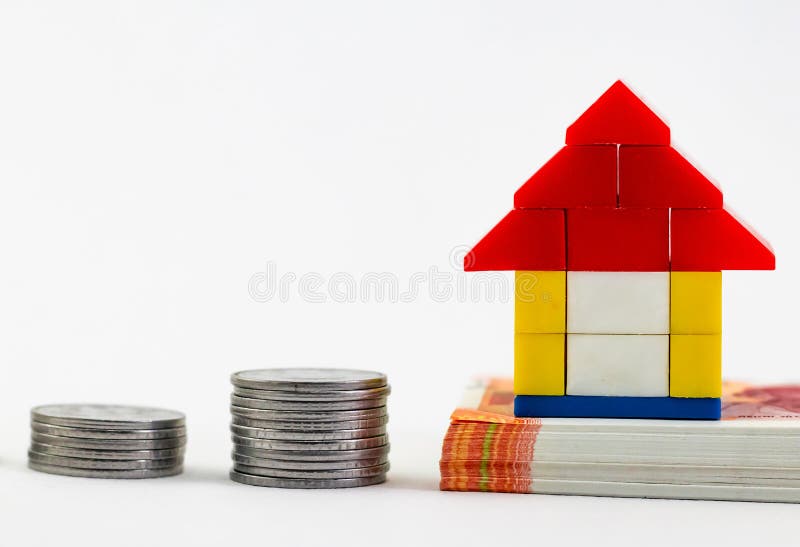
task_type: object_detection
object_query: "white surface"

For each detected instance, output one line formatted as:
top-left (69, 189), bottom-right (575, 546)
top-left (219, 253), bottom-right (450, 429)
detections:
top-left (567, 335), bottom-right (670, 396)
top-left (2, 1), bottom-right (800, 546)
top-left (567, 272), bottom-right (670, 334)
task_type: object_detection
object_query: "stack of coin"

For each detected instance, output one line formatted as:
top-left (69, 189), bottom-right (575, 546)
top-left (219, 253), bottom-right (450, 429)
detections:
top-left (29, 404), bottom-right (186, 479)
top-left (229, 368), bottom-right (390, 488)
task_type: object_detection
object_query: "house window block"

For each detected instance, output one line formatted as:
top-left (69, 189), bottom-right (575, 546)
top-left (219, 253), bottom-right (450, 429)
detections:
top-left (514, 334), bottom-right (565, 395)
top-left (567, 272), bottom-right (670, 334)
top-left (515, 271), bottom-right (566, 333)
top-left (670, 272), bottom-right (722, 334)
top-left (566, 334), bottom-right (669, 397)
top-left (670, 335), bottom-right (722, 398)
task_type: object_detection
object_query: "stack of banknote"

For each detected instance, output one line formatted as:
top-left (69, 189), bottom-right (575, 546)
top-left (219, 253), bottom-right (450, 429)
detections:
top-left (440, 378), bottom-right (800, 503)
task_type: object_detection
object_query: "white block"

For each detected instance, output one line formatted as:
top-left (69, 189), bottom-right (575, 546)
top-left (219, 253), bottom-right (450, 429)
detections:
top-left (567, 271), bottom-right (670, 334)
top-left (566, 334), bottom-right (669, 397)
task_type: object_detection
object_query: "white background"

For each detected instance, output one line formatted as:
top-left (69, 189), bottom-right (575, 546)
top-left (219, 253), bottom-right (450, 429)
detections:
top-left (1, 1), bottom-right (799, 545)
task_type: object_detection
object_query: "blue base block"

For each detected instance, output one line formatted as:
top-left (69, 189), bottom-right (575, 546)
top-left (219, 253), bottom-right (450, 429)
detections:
top-left (514, 395), bottom-right (721, 420)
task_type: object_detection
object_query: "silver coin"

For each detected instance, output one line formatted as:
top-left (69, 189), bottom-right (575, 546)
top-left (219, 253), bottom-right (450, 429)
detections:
top-left (231, 368), bottom-right (387, 392)
top-left (32, 432), bottom-right (186, 451)
top-left (232, 434), bottom-right (387, 451)
top-left (234, 444), bottom-right (390, 462)
top-left (231, 415), bottom-right (389, 431)
top-left (30, 442), bottom-right (186, 461)
top-left (230, 405), bottom-right (387, 422)
top-left (29, 461), bottom-right (183, 479)
top-left (230, 424), bottom-right (386, 441)
top-left (233, 385), bottom-right (391, 402)
top-left (234, 462), bottom-right (389, 480)
top-left (32, 404), bottom-right (185, 430)
top-left (31, 422), bottom-right (185, 440)
top-left (230, 469), bottom-right (386, 489)
top-left (28, 451), bottom-right (182, 471)
top-left (230, 394), bottom-right (386, 412)
top-left (232, 452), bottom-right (388, 470)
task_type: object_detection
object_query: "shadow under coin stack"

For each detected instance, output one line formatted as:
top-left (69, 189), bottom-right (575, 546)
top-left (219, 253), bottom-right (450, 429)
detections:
top-left (229, 368), bottom-right (390, 488)
top-left (29, 404), bottom-right (187, 478)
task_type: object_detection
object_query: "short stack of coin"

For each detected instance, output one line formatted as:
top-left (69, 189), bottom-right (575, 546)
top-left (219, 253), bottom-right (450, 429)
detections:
top-left (229, 368), bottom-right (390, 488)
top-left (29, 404), bottom-right (186, 479)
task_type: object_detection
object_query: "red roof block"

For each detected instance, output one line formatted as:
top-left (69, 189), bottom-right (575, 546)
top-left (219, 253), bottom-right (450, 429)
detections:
top-left (514, 145), bottom-right (617, 208)
top-left (671, 208), bottom-right (775, 271)
top-left (566, 81), bottom-right (670, 145)
top-left (567, 208), bottom-right (670, 271)
top-left (619, 146), bottom-right (722, 208)
top-left (464, 209), bottom-right (565, 272)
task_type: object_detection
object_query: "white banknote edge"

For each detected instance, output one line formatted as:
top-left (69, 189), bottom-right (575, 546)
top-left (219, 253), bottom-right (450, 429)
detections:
top-left (529, 478), bottom-right (800, 503)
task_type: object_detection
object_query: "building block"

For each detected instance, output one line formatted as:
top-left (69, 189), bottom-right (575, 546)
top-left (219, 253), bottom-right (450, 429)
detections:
top-left (566, 334), bottom-right (669, 397)
top-left (618, 146), bottom-right (722, 208)
top-left (514, 146), bottom-right (617, 208)
top-left (515, 271), bottom-right (566, 333)
top-left (671, 208), bottom-right (775, 271)
top-left (514, 333), bottom-right (565, 396)
top-left (565, 81), bottom-right (670, 145)
top-left (670, 272), bottom-right (722, 334)
top-left (514, 395), bottom-right (721, 419)
top-left (567, 271), bottom-right (669, 334)
top-left (670, 335), bottom-right (722, 398)
top-left (464, 209), bottom-right (565, 272)
top-left (566, 208), bottom-right (669, 271)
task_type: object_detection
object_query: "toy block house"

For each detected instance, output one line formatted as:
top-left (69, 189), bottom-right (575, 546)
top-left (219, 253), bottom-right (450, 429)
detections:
top-left (465, 81), bottom-right (775, 420)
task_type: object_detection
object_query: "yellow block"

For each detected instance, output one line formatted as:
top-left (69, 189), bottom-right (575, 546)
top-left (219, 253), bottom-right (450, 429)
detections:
top-left (514, 333), bottom-right (565, 395)
top-left (670, 335), bottom-right (722, 398)
top-left (515, 271), bottom-right (566, 333)
top-left (670, 272), bottom-right (722, 334)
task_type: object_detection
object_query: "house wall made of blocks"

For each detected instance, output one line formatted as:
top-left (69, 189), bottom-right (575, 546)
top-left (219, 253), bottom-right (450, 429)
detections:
top-left (465, 81), bottom-right (775, 420)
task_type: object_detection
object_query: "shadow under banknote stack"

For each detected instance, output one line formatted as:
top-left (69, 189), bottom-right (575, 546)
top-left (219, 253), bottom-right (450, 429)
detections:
top-left (229, 368), bottom-right (390, 488)
top-left (29, 404), bottom-right (186, 479)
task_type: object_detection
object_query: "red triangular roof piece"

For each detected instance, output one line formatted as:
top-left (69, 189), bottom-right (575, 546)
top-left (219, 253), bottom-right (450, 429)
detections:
top-left (618, 146), bottom-right (722, 208)
top-left (566, 80), bottom-right (670, 145)
top-left (671, 208), bottom-right (775, 270)
top-left (514, 145), bottom-right (617, 208)
top-left (464, 209), bottom-right (565, 271)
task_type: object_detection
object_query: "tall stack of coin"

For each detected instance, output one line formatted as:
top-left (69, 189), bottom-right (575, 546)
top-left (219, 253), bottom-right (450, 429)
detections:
top-left (229, 368), bottom-right (390, 488)
top-left (29, 404), bottom-right (186, 479)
